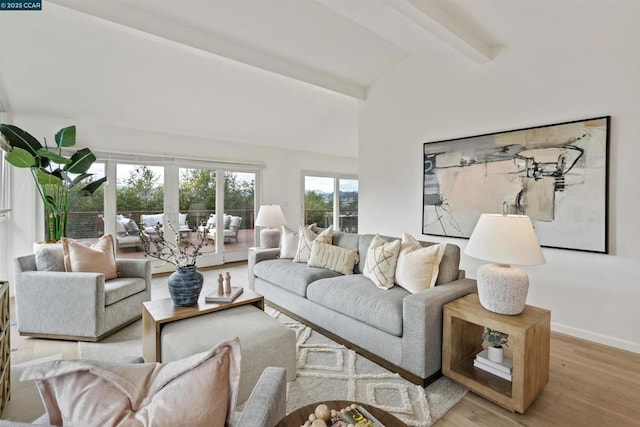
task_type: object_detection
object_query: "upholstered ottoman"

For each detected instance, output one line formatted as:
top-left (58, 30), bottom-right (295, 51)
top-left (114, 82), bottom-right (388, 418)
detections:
top-left (160, 304), bottom-right (296, 404)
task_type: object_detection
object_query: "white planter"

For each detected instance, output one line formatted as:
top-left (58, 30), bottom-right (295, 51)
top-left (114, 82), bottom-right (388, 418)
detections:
top-left (488, 346), bottom-right (504, 363)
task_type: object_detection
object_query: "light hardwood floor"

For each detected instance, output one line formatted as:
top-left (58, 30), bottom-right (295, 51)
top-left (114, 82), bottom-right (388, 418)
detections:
top-left (3, 265), bottom-right (640, 425)
top-left (437, 332), bottom-right (640, 426)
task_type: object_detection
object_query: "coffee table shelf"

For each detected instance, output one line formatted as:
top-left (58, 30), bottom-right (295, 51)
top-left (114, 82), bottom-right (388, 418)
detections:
top-left (442, 293), bottom-right (550, 413)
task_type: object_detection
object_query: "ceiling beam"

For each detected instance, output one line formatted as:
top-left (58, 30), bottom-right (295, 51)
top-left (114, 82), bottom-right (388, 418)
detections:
top-left (49, 0), bottom-right (367, 100)
top-left (320, 0), bottom-right (493, 64)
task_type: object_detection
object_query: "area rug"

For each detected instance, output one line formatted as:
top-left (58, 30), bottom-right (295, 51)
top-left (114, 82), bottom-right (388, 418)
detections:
top-left (80, 307), bottom-right (466, 426)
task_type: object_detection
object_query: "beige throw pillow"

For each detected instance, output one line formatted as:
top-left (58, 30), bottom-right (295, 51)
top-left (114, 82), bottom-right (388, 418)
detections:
top-left (308, 241), bottom-right (359, 275)
top-left (21, 337), bottom-right (241, 427)
top-left (395, 233), bottom-right (447, 293)
top-left (293, 225), bottom-right (333, 263)
top-left (363, 234), bottom-right (401, 290)
top-left (62, 234), bottom-right (118, 280)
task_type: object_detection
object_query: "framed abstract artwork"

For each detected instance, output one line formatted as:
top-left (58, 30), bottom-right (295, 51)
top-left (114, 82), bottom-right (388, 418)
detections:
top-left (422, 116), bottom-right (610, 253)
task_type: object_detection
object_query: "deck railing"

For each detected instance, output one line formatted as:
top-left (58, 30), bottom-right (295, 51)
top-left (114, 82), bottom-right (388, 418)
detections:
top-left (67, 209), bottom-right (257, 239)
top-left (67, 208), bottom-right (357, 239)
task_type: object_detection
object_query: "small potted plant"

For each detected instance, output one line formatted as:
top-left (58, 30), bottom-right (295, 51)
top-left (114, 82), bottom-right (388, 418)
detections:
top-left (482, 328), bottom-right (509, 363)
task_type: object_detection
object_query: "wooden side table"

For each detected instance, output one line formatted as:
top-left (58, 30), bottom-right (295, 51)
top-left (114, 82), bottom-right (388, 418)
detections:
top-left (142, 288), bottom-right (264, 362)
top-left (442, 293), bottom-right (550, 413)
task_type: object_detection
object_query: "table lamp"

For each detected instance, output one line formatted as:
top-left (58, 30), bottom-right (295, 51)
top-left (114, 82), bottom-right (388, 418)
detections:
top-left (464, 213), bottom-right (545, 315)
top-left (255, 204), bottom-right (286, 248)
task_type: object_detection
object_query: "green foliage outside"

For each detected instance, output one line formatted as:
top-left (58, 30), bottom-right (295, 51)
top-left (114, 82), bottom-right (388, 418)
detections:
top-left (70, 166), bottom-right (256, 232)
top-left (304, 191), bottom-right (331, 226)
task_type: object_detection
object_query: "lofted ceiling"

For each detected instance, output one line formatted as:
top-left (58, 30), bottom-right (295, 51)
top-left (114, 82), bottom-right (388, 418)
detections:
top-left (1, 0), bottom-right (639, 157)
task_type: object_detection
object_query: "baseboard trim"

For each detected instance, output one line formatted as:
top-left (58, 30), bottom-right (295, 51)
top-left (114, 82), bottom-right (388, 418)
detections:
top-left (552, 321), bottom-right (640, 354)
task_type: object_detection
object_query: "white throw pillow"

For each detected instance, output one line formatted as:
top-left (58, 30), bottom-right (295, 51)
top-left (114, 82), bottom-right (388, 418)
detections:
top-left (293, 225), bottom-right (333, 263)
top-left (280, 225), bottom-right (299, 259)
top-left (363, 234), bottom-right (401, 290)
top-left (395, 233), bottom-right (447, 293)
top-left (307, 241), bottom-right (359, 275)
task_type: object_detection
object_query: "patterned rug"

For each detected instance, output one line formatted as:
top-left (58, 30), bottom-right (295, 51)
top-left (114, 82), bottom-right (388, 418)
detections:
top-left (266, 306), bottom-right (466, 426)
top-left (80, 306), bottom-right (467, 426)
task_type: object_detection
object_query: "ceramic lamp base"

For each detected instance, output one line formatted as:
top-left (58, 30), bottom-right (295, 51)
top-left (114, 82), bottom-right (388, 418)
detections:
top-left (477, 263), bottom-right (529, 315)
top-left (260, 227), bottom-right (281, 248)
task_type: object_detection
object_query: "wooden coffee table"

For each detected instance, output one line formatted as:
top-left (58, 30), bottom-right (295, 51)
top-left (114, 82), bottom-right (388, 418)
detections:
top-left (142, 288), bottom-right (264, 362)
top-left (276, 400), bottom-right (404, 427)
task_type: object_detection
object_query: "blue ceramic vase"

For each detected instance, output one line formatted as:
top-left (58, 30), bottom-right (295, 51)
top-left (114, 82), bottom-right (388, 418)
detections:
top-left (168, 265), bottom-right (203, 306)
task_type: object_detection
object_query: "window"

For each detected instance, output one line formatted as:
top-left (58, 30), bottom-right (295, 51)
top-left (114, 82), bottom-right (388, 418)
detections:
top-left (67, 162), bottom-right (105, 240)
top-left (303, 173), bottom-right (358, 233)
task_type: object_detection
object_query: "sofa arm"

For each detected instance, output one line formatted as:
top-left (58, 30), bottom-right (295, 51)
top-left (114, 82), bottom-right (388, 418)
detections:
top-left (117, 259), bottom-right (151, 282)
top-left (248, 248), bottom-right (280, 290)
top-left (15, 271), bottom-right (106, 337)
top-left (236, 367), bottom-right (286, 427)
top-left (402, 278), bottom-right (478, 379)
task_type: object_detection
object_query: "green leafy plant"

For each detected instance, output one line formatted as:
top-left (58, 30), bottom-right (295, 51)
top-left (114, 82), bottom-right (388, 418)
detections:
top-left (482, 328), bottom-right (509, 348)
top-left (0, 124), bottom-right (106, 243)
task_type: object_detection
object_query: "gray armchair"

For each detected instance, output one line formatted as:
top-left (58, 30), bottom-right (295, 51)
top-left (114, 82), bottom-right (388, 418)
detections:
top-left (0, 367), bottom-right (286, 427)
top-left (13, 254), bottom-right (151, 342)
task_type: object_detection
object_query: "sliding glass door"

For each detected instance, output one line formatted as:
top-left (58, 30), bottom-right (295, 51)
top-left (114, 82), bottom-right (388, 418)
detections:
top-left (65, 157), bottom-right (259, 273)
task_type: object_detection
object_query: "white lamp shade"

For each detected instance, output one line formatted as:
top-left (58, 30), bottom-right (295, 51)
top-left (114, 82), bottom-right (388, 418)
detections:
top-left (255, 205), bottom-right (286, 228)
top-left (464, 214), bottom-right (545, 266)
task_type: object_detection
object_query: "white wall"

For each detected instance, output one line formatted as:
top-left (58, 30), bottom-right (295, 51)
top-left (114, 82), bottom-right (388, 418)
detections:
top-left (5, 115), bottom-right (357, 280)
top-left (359, 40), bottom-right (640, 352)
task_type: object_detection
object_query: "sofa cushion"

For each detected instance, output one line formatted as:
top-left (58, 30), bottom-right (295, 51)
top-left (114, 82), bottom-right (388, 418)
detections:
top-left (141, 213), bottom-right (164, 230)
top-left (35, 245), bottom-right (65, 272)
top-left (363, 234), bottom-right (401, 290)
top-left (253, 259), bottom-right (341, 297)
top-left (122, 218), bottom-right (140, 234)
top-left (395, 233), bottom-right (446, 293)
top-left (306, 275), bottom-right (409, 336)
top-left (307, 241), bottom-right (359, 275)
top-left (104, 277), bottom-right (147, 306)
top-left (433, 242), bottom-right (461, 285)
top-left (21, 337), bottom-right (241, 427)
top-left (62, 234), bottom-right (118, 280)
top-left (293, 225), bottom-right (333, 263)
top-left (331, 231), bottom-right (360, 251)
top-left (280, 225), bottom-right (299, 259)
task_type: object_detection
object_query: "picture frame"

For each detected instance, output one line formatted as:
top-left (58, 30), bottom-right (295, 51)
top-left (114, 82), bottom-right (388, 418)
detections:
top-left (423, 116), bottom-right (610, 253)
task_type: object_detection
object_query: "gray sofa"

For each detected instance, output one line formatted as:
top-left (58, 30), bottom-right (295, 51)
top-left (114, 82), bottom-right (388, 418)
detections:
top-left (249, 231), bottom-right (477, 385)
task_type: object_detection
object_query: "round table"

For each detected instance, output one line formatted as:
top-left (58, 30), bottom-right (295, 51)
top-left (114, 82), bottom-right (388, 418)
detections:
top-left (275, 400), bottom-right (405, 426)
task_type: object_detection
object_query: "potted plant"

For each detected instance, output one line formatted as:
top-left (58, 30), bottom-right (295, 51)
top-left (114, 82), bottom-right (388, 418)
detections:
top-left (482, 327), bottom-right (509, 363)
top-left (140, 222), bottom-right (207, 306)
top-left (0, 124), bottom-right (106, 243)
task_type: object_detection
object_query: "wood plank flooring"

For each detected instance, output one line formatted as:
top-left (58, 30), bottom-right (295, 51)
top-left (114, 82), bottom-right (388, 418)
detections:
top-left (436, 332), bottom-right (640, 426)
